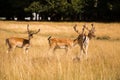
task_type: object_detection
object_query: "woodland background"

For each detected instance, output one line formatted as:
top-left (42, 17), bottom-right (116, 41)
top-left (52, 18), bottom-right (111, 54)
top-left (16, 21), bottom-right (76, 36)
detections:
top-left (0, 0), bottom-right (120, 21)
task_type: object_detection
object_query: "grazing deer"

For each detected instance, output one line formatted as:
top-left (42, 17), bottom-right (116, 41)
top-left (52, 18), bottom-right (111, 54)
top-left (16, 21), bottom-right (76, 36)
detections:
top-left (48, 36), bottom-right (78, 53)
top-left (73, 24), bottom-right (95, 59)
top-left (6, 25), bottom-right (40, 53)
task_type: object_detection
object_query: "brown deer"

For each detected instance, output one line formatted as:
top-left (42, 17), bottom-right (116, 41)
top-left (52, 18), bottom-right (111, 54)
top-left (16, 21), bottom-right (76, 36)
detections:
top-left (47, 24), bottom-right (89, 54)
top-left (6, 24), bottom-right (40, 53)
top-left (47, 36), bottom-right (78, 53)
top-left (73, 24), bottom-right (95, 59)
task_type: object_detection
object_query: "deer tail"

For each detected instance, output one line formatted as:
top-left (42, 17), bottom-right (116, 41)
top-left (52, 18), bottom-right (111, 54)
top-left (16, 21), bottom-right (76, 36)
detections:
top-left (48, 36), bottom-right (52, 41)
top-left (6, 39), bottom-right (9, 46)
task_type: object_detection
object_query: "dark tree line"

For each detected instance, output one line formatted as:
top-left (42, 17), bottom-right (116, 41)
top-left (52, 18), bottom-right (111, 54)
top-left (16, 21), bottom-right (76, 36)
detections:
top-left (0, 0), bottom-right (120, 21)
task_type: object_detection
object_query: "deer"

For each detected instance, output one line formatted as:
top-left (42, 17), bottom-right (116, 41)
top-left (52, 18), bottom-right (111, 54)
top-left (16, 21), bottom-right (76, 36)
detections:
top-left (47, 24), bottom-right (91, 54)
top-left (47, 35), bottom-right (78, 54)
top-left (73, 24), bottom-right (95, 59)
top-left (6, 24), bottom-right (40, 54)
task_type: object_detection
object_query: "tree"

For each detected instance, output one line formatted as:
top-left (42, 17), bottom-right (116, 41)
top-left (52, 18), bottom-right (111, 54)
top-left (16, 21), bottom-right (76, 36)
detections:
top-left (25, 1), bottom-right (40, 20)
top-left (71, 0), bottom-right (84, 20)
top-left (110, 0), bottom-right (120, 21)
top-left (0, 0), bottom-right (30, 20)
top-left (0, 0), bottom-right (120, 21)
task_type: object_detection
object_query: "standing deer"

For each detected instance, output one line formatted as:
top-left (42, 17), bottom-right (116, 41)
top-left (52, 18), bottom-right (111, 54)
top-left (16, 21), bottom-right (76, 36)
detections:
top-left (48, 36), bottom-right (78, 53)
top-left (73, 24), bottom-right (95, 59)
top-left (47, 24), bottom-right (92, 54)
top-left (6, 24), bottom-right (40, 53)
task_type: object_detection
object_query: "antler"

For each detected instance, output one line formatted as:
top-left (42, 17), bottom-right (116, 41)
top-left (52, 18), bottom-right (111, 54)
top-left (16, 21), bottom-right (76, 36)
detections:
top-left (27, 24), bottom-right (40, 34)
top-left (91, 23), bottom-right (93, 27)
top-left (33, 29), bottom-right (40, 34)
top-left (91, 24), bottom-right (95, 31)
top-left (81, 24), bottom-right (86, 34)
top-left (73, 24), bottom-right (80, 34)
top-left (83, 24), bottom-right (90, 31)
top-left (89, 23), bottom-right (95, 33)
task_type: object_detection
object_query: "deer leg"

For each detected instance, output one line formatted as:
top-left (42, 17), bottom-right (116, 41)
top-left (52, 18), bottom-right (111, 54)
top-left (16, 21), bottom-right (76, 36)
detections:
top-left (65, 48), bottom-right (68, 53)
top-left (80, 49), bottom-right (84, 57)
top-left (48, 43), bottom-right (55, 53)
top-left (85, 46), bottom-right (88, 59)
top-left (53, 47), bottom-right (57, 54)
top-left (79, 44), bottom-right (84, 59)
top-left (7, 47), bottom-right (12, 53)
top-left (82, 43), bottom-right (88, 58)
top-left (83, 48), bottom-right (86, 54)
top-left (25, 48), bottom-right (29, 53)
top-left (6, 44), bottom-right (12, 53)
top-left (11, 46), bottom-right (16, 53)
top-left (47, 47), bottom-right (52, 56)
top-left (47, 45), bottom-right (55, 56)
top-left (23, 47), bottom-right (29, 54)
top-left (48, 47), bottom-right (53, 52)
top-left (84, 49), bottom-right (88, 60)
top-left (48, 46), bottom-right (55, 54)
top-left (23, 47), bottom-right (26, 54)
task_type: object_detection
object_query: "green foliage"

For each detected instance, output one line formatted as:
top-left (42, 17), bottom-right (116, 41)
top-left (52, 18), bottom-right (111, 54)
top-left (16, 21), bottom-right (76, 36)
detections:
top-left (0, 0), bottom-right (120, 21)
top-left (25, 1), bottom-right (41, 13)
top-left (111, 0), bottom-right (120, 14)
top-left (72, 0), bottom-right (84, 13)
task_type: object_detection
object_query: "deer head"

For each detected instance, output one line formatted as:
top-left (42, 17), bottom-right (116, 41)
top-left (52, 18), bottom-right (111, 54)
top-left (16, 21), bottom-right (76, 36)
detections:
top-left (27, 24), bottom-right (40, 40)
top-left (86, 24), bottom-right (96, 39)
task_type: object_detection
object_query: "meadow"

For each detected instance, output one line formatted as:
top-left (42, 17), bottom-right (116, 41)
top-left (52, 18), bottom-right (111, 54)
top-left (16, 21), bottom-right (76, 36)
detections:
top-left (0, 21), bottom-right (120, 80)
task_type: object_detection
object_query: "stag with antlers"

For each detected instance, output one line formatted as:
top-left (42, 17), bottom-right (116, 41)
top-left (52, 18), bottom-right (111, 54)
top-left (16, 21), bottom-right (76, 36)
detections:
top-left (6, 25), bottom-right (40, 53)
top-left (73, 24), bottom-right (95, 59)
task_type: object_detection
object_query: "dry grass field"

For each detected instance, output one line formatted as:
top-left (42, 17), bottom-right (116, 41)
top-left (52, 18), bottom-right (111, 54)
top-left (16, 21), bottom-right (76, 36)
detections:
top-left (0, 21), bottom-right (120, 80)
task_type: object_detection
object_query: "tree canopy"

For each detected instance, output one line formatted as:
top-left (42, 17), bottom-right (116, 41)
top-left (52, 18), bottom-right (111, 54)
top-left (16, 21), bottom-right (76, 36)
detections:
top-left (0, 0), bottom-right (120, 21)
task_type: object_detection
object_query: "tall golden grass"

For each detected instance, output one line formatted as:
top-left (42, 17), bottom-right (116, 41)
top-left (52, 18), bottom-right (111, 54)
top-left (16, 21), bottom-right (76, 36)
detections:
top-left (0, 21), bottom-right (120, 80)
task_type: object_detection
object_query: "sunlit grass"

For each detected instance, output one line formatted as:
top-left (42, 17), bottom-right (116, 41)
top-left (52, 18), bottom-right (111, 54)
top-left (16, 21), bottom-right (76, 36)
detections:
top-left (0, 21), bottom-right (120, 80)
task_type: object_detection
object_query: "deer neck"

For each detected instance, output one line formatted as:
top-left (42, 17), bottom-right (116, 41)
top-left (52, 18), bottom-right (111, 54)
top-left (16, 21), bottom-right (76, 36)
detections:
top-left (28, 36), bottom-right (32, 43)
top-left (88, 33), bottom-right (92, 40)
top-left (73, 38), bottom-right (78, 47)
